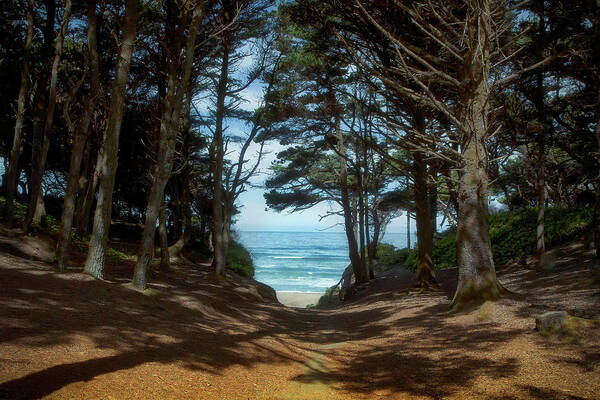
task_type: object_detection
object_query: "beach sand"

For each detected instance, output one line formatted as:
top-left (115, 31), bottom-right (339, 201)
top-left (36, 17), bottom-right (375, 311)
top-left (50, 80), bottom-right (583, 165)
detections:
top-left (276, 291), bottom-right (323, 308)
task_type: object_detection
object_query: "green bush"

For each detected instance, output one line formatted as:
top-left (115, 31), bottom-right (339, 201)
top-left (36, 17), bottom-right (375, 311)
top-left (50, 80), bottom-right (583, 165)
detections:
top-left (315, 285), bottom-right (340, 308)
top-left (0, 196), bottom-right (28, 221)
top-left (227, 240), bottom-right (255, 278)
top-left (374, 242), bottom-right (418, 272)
top-left (433, 206), bottom-right (593, 269)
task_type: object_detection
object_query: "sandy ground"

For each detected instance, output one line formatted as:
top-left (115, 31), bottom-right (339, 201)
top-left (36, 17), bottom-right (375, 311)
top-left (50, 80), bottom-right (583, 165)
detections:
top-left (276, 291), bottom-right (323, 308)
top-left (0, 231), bottom-right (599, 400)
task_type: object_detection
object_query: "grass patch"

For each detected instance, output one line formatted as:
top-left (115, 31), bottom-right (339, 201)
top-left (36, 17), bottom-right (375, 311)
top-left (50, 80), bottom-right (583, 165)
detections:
top-left (476, 301), bottom-right (495, 321)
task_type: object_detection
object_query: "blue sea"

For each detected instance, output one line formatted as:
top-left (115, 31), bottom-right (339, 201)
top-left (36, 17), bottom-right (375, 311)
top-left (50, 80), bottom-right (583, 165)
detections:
top-left (238, 231), bottom-right (414, 293)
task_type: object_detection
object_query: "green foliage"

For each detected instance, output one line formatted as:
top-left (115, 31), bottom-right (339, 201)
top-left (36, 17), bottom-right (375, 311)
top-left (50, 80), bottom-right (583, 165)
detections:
top-left (227, 240), bottom-right (255, 278)
top-left (105, 247), bottom-right (133, 264)
top-left (0, 196), bottom-right (28, 221)
top-left (374, 243), bottom-right (418, 272)
top-left (433, 207), bottom-right (593, 269)
top-left (314, 284), bottom-right (340, 308)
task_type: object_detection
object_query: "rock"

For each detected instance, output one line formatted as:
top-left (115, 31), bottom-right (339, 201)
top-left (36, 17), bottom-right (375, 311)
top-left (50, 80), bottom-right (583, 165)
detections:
top-left (339, 264), bottom-right (355, 301)
top-left (535, 311), bottom-right (568, 332)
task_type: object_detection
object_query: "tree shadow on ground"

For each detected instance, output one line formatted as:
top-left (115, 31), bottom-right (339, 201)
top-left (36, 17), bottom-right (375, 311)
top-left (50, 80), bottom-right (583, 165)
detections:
top-left (0, 250), bottom-right (392, 399)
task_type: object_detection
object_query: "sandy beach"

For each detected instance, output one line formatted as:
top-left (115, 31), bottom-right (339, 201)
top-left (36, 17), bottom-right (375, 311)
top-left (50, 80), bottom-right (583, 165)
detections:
top-left (276, 291), bottom-right (323, 308)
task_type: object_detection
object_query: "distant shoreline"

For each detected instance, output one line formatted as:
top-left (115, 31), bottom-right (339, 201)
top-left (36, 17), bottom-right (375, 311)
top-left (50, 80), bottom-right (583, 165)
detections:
top-left (276, 291), bottom-right (323, 308)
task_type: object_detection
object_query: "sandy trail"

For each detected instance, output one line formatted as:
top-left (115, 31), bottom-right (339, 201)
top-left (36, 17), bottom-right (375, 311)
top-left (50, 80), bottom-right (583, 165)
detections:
top-left (0, 238), bottom-right (599, 399)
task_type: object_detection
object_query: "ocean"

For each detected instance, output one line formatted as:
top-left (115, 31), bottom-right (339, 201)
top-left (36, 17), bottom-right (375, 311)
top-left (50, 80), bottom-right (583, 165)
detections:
top-left (238, 231), bottom-right (414, 293)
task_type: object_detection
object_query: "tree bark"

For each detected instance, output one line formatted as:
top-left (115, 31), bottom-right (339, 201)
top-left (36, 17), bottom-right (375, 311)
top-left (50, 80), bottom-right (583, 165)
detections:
top-left (158, 203), bottom-right (170, 270)
top-left (413, 150), bottom-right (436, 288)
top-left (211, 30), bottom-right (231, 278)
top-left (5, 0), bottom-right (34, 223)
top-left (84, 0), bottom-right (137, 279)
top-left (76, 152), bottom-right (101, 234)
top-left (337, 120), bottom-right (366, 284)
top-left (169, 182), bottom-right (192, 256)
top-left (25, 0), bottom-right (72, 231)
top-left (535, 5), bottom-right (547, 267)
top-left (429, 167), bottom-right (438, 237)
top-left (451, 6), bottom-right (503, 308)
top-left (56, 0), bottom-right (100, 271)
top-left (594, 87), bottom-right (600, 258)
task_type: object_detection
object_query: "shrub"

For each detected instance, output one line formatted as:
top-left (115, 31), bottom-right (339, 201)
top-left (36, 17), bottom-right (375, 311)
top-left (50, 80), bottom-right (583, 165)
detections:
top-left (374, 242), bottom-right (418, 272)
top-left (432, 206), bottom-right (593, 269)
top-left (0, 196), bottom-right (28, 221)
top-left (315, 285), bottom-right (341, 308)
top-left (227, 240), bottom-right (255, 278)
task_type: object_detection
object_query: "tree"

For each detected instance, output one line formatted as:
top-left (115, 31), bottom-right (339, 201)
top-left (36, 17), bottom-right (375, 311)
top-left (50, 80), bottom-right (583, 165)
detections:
top-left (84, 0), bottom-right (137, 279)
top-left (56, 0), bottom-right (101, 271)
top-left (25, 0), bottom-right (73, 231)
top-left (321, 0), bottom-right (552, 306)
top-left (133, 0), bottom-right (205, 290)
top-left (4, 0), bottom-right (34, 224)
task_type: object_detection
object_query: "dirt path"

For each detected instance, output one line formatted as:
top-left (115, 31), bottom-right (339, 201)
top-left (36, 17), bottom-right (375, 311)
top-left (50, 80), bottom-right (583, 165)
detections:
top-left (0, 237), bottom-right (599, 399)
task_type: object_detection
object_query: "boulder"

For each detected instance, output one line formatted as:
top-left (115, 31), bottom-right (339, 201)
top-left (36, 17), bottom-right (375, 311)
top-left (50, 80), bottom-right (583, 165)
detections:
top-left (535, 311), bottom-right (568, 332)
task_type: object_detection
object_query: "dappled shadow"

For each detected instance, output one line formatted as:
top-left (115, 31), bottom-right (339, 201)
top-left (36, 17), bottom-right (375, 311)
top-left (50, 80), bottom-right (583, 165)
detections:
top-left (1, 235), bottom-right (599, 399)
top-left (290, 293), bottom-right (524, 398)
top-left (0, 248), bottom-right (394, 399)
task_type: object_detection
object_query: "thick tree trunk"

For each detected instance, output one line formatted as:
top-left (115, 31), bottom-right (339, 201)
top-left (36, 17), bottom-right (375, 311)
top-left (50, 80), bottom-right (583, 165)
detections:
top-left (413, 151), bottom-right (436, 288)
top-left (25, 0), bottom-right (72, 231)
top-left (211, 31), bottom-right (231, 278)
top-left (56, 0), bottom-right (100, 271)
top-left (5, 0), bottom-right (34, 222)
top-left (452, 27), bottom-right (503, 308)
top-left (84, 0), bottom-right (137, 279)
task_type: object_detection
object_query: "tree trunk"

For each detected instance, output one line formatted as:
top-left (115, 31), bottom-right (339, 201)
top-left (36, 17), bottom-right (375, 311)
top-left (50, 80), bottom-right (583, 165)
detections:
top-left (133, 1), bottom-right (204, 289)
top-left (5, 0), bottom-right (34, 223)
top-left (25, 0), bottom-right (72, 231)
top-left (211, 30), bottom-right (231, 278)
top-left (158, 203), bottom-right (170, 270)
top-left (84, 0), bottom-right (137, 279)
top-left (77, 153), bottom-right (101, 234)
top-left (535, 142), bottom-right (546, 266)
top-left (413, 150), bottom-right (437, 288)
top-left (535, 6), bottom-right (547, 267)
top-left (355, 146), bottom-right (368, 279)
top-left (594, 87), bottom-right (600, 258)
top-left (337, 120), bottom-right (365, 284)
top-left (56, 0), bottom-right (100, 271)
top-left (429, 168), bottom-right (438, 237)
top-left (452, 13), bottom-right (503, 307)
top-left (168, 183), bottom-right (192, 256)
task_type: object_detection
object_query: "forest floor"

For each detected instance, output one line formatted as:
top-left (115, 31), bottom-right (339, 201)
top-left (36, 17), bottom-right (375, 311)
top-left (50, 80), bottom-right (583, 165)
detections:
top-left (0, 227), bottom-right (599, 400)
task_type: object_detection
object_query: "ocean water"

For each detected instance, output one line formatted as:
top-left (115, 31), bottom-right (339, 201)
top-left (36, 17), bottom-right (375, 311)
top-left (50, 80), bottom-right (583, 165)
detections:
top-left (238, 231), bottom-right (414, 293)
